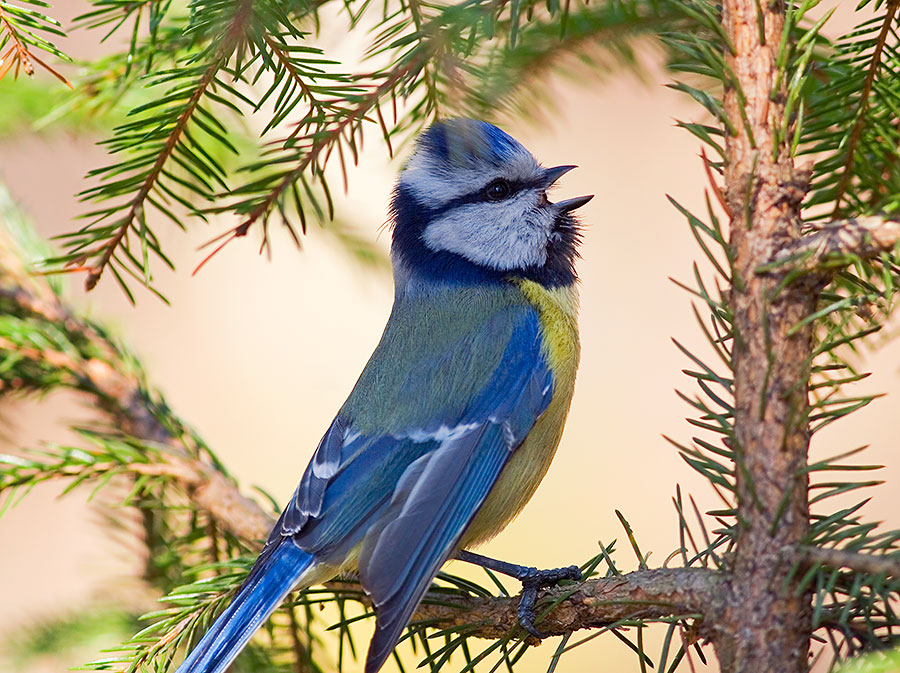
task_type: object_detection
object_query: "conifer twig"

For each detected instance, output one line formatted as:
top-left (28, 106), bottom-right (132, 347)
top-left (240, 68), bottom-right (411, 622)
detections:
top-left (1, 225), bottom-right (274, 542)
top-left (0, 1), bottom-right (71, 86)
top-left (77, 0), bottom-right (255, 291)
top-left (761, 215), bottom-right (900, 274)
top-left (797, 546), bottom-right (900, 580)
top-left (830, 0), bottom-right (900, 217)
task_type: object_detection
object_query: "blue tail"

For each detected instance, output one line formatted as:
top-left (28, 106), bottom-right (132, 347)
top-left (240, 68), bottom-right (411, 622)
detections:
top-left (175, 542), bottom-right (314, 673)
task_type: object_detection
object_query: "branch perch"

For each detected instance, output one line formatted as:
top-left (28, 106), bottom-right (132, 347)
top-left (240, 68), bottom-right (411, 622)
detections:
top-left (409, 568), bottom-right (724, 641)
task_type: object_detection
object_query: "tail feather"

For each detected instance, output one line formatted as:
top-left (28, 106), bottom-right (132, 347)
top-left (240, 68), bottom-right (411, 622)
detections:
top-left (176, 542), bottom-right (313, 673)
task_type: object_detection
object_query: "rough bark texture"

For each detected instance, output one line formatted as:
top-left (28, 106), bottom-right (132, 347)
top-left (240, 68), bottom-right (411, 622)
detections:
top-left (404, 568), bottom-right (723, 641)
top-left (717, 1), bottom-right (816, 671)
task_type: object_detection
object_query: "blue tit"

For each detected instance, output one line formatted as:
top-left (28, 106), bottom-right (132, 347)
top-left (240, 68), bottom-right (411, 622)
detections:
top-left (175, 118), bottom-right (592, 673)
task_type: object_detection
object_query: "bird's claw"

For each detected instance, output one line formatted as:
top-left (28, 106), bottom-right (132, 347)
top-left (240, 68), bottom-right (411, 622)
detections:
top-left (513, 565), bottom-right (582, 638)
top-left (455, 551), bottom-right (582, 638)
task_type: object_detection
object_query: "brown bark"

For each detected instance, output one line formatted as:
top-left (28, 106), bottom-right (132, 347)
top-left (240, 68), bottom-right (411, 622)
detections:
top-left (717, 1), bottom-right (816, 671)
top-left (408, 569), bottom-right (723, 641)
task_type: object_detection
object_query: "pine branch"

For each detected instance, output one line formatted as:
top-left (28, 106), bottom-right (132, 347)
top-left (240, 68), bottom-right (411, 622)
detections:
top-left (800, 4), bottom-right (900, 218)
top-left (830, 1), bottom-right (900, 218)
top-left (0, 211), bottom-right (273, 543)
top-left (67, 0), bottom-right (256, 293)
top-left (0, 0), bottom-right (71, 86)
top-left (216, 58), bottom-right (420, 251)
top-left (80, 52), bottom-right (227, 292)
top-left (407, 568), bottom-right (723, 641)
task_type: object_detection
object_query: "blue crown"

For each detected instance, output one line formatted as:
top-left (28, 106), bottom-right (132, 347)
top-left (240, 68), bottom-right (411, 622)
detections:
top-left (417, 119), bottom-right (522, 168)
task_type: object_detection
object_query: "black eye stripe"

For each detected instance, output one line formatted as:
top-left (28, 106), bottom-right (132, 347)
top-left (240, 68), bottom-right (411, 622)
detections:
top-left (424, 177), bottom-right (539, 219)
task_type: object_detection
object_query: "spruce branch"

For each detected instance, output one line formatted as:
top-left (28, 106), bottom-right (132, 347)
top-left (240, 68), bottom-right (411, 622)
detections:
top-left (205, 57), bottom-right (422, 264)
top-left (0, 0), bottom-right (71, 85)
top-left (79, 48), bottom-right (229, 293)
top-left (800, 2), bottom-right (900, 218)
top-left (62, 0), bottom-right (257, 293)
top-left (406, 568), bottom-right (723, 641)
top-left (0, 211), bottom-right (273, 544)
top-left (48, 0), bottom-right (700, 293)
top-left (829, 0), bottom-right (900, 218)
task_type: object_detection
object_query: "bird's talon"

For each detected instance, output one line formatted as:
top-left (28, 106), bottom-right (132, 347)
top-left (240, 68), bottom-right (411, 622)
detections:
top-left (517, 586), bottom-right (545, 638)
top-left (514, 565), bottom-right (582, 638)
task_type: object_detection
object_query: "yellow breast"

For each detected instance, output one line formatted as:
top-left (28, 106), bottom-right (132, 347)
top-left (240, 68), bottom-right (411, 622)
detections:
top-left (461, 280), bottom-right (580, 547)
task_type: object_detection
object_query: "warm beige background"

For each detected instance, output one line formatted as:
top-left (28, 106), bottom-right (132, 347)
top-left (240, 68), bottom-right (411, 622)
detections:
top-left (0, 3), bottom-right (897, 672)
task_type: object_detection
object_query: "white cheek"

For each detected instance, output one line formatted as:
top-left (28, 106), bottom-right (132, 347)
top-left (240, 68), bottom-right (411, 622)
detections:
top-left (422, 196), bottom-right (554, 270)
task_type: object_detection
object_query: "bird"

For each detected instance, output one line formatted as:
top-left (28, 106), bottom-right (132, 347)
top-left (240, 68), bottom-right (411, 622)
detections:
top-left (175, 117), bottom-right (592, 673)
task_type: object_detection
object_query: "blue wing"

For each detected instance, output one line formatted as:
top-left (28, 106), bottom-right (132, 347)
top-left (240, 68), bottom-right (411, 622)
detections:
top-left (264, 302), bottom-right (553, 672)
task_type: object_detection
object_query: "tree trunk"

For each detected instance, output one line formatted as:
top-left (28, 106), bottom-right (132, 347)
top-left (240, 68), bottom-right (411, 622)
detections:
top-left (715, 1), bottom-right (815, 671)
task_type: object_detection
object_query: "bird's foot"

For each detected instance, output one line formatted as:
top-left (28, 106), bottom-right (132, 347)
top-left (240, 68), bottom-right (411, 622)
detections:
top-left (456, 550), bottom-right (582, 638)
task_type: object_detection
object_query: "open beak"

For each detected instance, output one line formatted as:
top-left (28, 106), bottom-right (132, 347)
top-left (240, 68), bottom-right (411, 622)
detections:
top-left (542, 165), bottom-right (578, 187)
top-left (541, 165), bottom-right (593, 212)
top-left (554, 195), bottom-right (594, 212)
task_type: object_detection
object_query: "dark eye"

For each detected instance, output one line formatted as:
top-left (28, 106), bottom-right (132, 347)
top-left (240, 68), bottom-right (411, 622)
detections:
top-left (484, 179), bottom-right (512, 201)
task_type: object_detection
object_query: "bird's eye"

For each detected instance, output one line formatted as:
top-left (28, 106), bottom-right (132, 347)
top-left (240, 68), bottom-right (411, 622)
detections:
top-left (484, 179), bottom-right (512, 201)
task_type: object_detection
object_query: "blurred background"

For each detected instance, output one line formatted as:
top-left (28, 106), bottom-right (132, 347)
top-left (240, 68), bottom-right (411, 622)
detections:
top-left (0, 2), bottom-right (897, 671)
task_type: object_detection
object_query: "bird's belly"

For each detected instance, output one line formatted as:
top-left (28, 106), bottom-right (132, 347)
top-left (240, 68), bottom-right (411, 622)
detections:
top-left (460, 383), bottom-right (575, 546)
top-left (460, 280), bottom-right (580, 547)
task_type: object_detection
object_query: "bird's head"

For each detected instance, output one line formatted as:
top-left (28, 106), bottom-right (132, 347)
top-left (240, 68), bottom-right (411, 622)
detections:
top-left (390, 118), bottom-right (592, 288)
